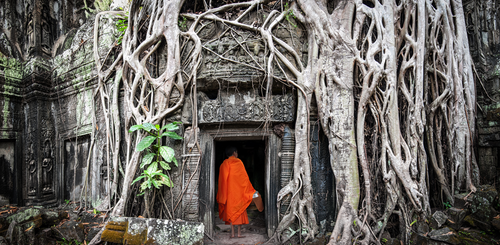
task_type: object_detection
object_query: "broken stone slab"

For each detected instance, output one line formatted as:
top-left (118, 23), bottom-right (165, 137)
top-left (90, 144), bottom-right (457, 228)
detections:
top-left (464, 214), bottom-right (492, 231)
top-left (6, 208), bottom-right (42, 228)
top-left (52, 220), bottom-right (85, 243)
top-left (491, 218), bottom-right (500, 232)
top-left (101, 217), bottom-right (204, 245)
top-left (383, 238), bottom-right (403, 245)
top-left (41, 210), bottom-right (60, 227)
top-left (457, 229), bottom-right (496, 245)
top-left (410, 232), bottom-right (429, 245)
top-left (428, 227), bottom-right (460, 245)
top-left (430, 211), bottom-right (448, 229)
top-left (446, 207), bottom-right (467, 230)
top-left (415, 220), bottom-right (429, 235)
top-left (453, 193), bottom-right (468, 209)
top-left (469, 185), bottom-right (498, 222)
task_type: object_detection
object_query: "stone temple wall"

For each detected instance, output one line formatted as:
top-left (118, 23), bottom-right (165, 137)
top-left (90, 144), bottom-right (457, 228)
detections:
top-left (464, 0), bottom-right (500, 188)
top-left (0, 1), bottom-right (337, 233)
top-left (1, 0), bottom-right (497, 233)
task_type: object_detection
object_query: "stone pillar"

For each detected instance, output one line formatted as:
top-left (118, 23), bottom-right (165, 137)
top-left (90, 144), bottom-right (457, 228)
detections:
top-left (23, 58), bottom-right (57, 207)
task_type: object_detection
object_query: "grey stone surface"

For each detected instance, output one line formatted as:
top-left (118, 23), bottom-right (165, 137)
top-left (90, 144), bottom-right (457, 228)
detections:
top-left (102, 217), bottom-right (204, 245)
top-left (431, 211), bottom-right (448, 229)
top-left (446, 207), bottom-right (468, 230)
top-left (428, 227), bottom-right (459, 244)
top-left (52, 220), bottom-right (85, 243)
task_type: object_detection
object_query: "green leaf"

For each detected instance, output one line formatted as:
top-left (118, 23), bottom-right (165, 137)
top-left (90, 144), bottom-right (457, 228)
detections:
top-left (143, 123), bottom-right (156, 132)
top-left (147, 161), bottom-right (158, 173)
top-left (159, 161), bottom-right (171, 170)
top-left (159, 146), bottom-right (175, 163)
top-left (161, 175), bottom-right (173, 187)
top-left (140, 153), bottom-right (156, 168)
top-left (129, 124), bottom-right (143, 132)
top-left (152, 179), bottom-right (160, 189)
top-left (161, 131), bottom-right (183, 140)
top-left (136, 136), bottom-right (156, 152)
top-left (173, 157), bottom-right (178, 167)
top-left (161, 122), bottom-right (181, 131)
top-left (155, 124), bottom-right (160, 130)
top-left (131, 175), bottom-right (146, 186)
top-left (141, 181), bottom-right (149, 191)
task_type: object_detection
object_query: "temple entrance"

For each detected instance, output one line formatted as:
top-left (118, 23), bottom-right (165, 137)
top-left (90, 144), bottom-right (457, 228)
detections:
top-left (213, 140), bottom-right (267, 240)
top-left (195, 127), bottom-right (280, 241)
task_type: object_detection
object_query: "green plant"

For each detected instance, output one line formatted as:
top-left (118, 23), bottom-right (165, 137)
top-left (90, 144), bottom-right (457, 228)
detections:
top-left (94, 0), bottom-right (112, 11)
top-left (65, 199), bottom-right (70, 204)
top-left (93, 208), bottom-right (101, 214)
top-left (381, 238), bottom-right (388, 243)
top-left (410, 219), bottom-right (417, 226)
top-left (178, 16), bottom-right (187, 31)
top-left (130, 122), bottom-right (182, 196)
top-left (82, 0), bottom-right (111, 17)
top-left (116, 12), bottom-right (129, 45)
top-left (57, 238), bottom-right (82, 245)
top-left (284, 3), bottom-right (297, 28)
top-left (443, 201), bottom-right (452, 209)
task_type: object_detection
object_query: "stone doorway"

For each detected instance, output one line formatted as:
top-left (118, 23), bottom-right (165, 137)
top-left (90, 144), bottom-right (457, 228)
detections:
top-left (213, 140), bottom-right (267, 239)
top-left (196, 127), bottom-right (280, 239)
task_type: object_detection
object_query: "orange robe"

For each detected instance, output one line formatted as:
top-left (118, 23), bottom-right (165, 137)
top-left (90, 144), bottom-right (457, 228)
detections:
top-left (216, 156), bottom-right (255, 225)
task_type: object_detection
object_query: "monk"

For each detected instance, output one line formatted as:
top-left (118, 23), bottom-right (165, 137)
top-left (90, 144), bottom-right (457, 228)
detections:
top-left (216, 147), bottom-right (256, 238)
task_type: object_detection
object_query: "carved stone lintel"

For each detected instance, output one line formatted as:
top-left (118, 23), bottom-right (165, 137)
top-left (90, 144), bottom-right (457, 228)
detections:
top-left (198, 93), bottom-right (295, 124)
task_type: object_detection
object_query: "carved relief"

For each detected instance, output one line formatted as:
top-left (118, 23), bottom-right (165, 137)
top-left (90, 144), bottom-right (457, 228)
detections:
top-left (40, 111), bottom-right (55, 195)
top-left (199, 94), bottom-right (295, 123)
top-left (198, 38), bottom-right (266, 82)
top-left (26, 10), bottom-right (35, 55)
top-left (40, 2), bottom-right (54, 55)
top-left (41, 139), bottom-right (53, 193)
top-left (27, 142), bottom-right (37, 196)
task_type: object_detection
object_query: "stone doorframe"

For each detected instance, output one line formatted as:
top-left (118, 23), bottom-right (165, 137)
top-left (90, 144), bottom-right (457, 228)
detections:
top-left (197, 127), bottom-right (280, 238)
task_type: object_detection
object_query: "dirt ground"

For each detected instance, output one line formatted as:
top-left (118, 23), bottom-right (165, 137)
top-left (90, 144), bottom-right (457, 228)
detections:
top-left (205, 203), bottom-right (269, 245)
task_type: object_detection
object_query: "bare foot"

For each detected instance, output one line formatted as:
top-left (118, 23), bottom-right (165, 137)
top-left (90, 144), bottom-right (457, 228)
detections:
top-left (230, 235), bottom-right (246, 238)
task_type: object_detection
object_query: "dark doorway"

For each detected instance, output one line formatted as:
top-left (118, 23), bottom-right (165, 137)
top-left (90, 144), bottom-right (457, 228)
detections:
top-left (214, 140), bottom-right (267, 233)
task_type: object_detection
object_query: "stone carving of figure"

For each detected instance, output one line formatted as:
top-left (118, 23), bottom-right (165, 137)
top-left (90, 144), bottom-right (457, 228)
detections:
top-left (27, 143), bottom-right (37, 195)
top-left (26, 12), bottom-right (35, 55)
top-left (41, 139), bottom-right (53, 192)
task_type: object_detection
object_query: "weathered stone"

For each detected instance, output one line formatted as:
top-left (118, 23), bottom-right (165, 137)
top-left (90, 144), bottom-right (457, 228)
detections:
top-left (457, 229), bottom-right (495, 245)
top-left (6, 208), bottom-right (42, 228)
top-left (52, 220), bottom-right (84, 243)
top-left (101, 217), bottom-right (204, 245)
top-left (101, 220), bottom-right (127, 243)
top-left (491, 218), bottom-right (500, 232)
top-left (410, 232), bottom-right (429, 245)
top-left (453, 193), bottom-right (468, 209)
top-left (469, 185), bottom-right (498, 222)
top-left (41, 210), bottom-right (60, 227)
top-left (430, 211), bottom-right (448, 229)
top-left (86, 227), bottom-right (103, 242)
top-left (463, 214), bottom-right (492, 231)
top-left (415, 220), bottom-right (430, 235)
top-left (383, 238), bottom-right (403, 245)
top-left (428, 227), bottom-right (459, 244)
top-left (446, 207), bottom-right (467, 230)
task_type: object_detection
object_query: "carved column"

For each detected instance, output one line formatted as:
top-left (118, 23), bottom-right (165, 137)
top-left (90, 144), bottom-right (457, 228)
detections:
top-left (24, 99), bottom-right (57, 206)
top-left (182, 127), bottom-right (201, 221)
top-left (279, 126), bottom-right (294, 215)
